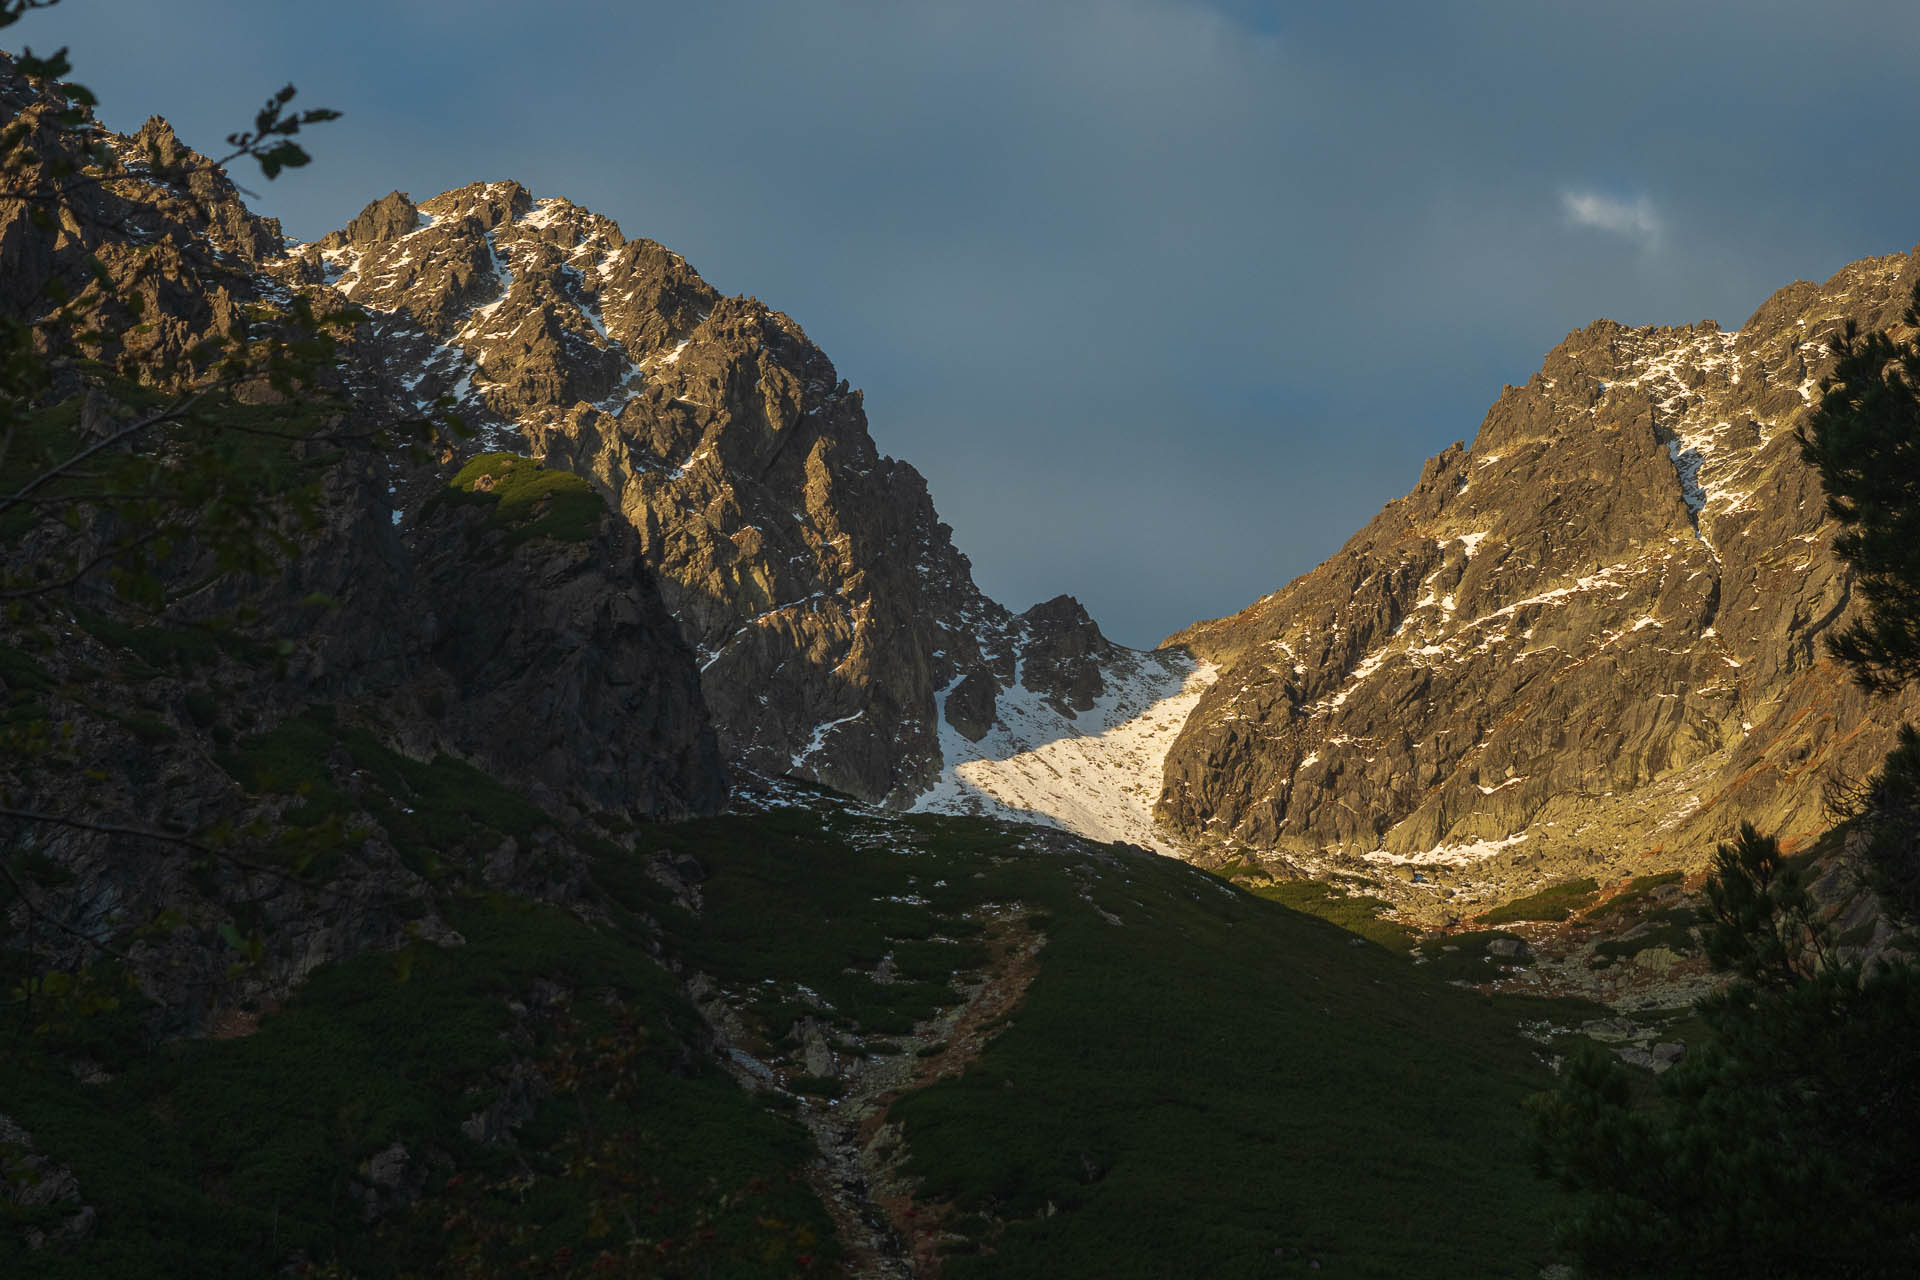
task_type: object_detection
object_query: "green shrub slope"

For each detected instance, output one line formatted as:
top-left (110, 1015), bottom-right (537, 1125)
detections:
top-left (5, 795), bottom-right (1597, 1277)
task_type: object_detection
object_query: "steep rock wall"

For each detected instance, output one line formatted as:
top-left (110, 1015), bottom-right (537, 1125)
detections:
top-left (1160, 248), bottom-right (1920, 891)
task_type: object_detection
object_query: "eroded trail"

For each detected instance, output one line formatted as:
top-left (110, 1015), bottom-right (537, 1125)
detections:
top-left (697, 906), bottom-right (1045, 1279)
top-left (856, 908), bottom-right (1046, 1278)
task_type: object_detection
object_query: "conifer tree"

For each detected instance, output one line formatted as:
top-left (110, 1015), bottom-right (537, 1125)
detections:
top-left (1800, 280), bottom-right (1920, 694)
top-left (1530, 283), bottom-right (1920, 1279)
top-left (1799, 280), bottom-right (1920, 920)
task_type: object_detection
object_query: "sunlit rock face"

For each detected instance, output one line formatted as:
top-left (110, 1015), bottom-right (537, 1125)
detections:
top-left (1158, 247), bottom-right (1920, 893)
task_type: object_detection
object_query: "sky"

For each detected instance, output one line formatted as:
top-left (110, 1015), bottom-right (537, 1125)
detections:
top-left (20, 1), bottom-right (1920, 647)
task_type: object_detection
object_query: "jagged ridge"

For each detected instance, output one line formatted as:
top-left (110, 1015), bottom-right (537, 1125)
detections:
top-left (293, 186), bottom-right (1160, 811)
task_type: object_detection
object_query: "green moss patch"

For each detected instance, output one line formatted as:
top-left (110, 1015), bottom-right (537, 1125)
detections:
top-left (888, 840), bottom-right (1590, 1279)
top-left (0, 407), bottom-right (81, 540)
top-left (439, 452), bottom-right (605, 544)
top-left (5, 785), bottom-right (1613, 1278)
top-left (214, 709), bottom-right (349, 827)
top-left (1242, 877), bottom-right (1415, 952)
top-left (1481, 878), bottom-right (1601, 924)
top-left (1413, 929), bottom-right (1537, 982)
top-left (0, 644), bottom-right (54, 697)
top-left (601, 810), bottom-right (985, 1040)
top-left (1585, 870), bottom-right (1685, 922)
top-left (74, 610), bottom-right (221, 674)
top-left (1591, 906), bottom-right (1702, 963)
top-left (214, 707), bottom-right (550, 873)
top-left (588, 811), bottom-right (1595, 1276)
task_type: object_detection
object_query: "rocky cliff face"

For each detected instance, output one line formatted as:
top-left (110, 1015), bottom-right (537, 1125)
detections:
top-left (1158, 248), bottom-right (1920, 904)
top-left (293, 184), bottom-right (1149, 806)
top-left (0, 62), bottom-right (726, 1029)
top-left (262, 448), bottom-right (727, 823)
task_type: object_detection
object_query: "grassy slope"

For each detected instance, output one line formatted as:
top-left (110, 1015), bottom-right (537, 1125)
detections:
top-left (625, 809), bottom-right (1596, 1278)
top-left (887, 829), bottom-right (1587, 1278)
top-left (433, 451), bottom-right (607, 546)
top-left (1481, 878), bottom-right (1602, 925)
top-left (5, 790), bottom-right (1598, 1277)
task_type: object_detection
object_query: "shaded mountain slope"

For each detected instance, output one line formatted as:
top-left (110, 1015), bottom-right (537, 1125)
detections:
top-left (0, 59), bottom-right (724, 826)
top-left (0, 60), bottom-right (724, 1041)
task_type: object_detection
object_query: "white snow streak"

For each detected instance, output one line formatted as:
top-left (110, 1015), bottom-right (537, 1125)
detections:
top-left (1362, 832), bottom-right (1528, 867)
top-left (793, 709), bottom-right (864, 769)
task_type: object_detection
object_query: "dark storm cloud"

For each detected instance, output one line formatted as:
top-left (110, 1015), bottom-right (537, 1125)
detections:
top-left (27, 1), bottom-right (1920, 644)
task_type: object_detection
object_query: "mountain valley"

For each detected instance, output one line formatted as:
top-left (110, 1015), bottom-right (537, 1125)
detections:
top-left (290, 165), bottom-right (1920, 929)
top-left (3, 45), bottom-right (1918, 1279)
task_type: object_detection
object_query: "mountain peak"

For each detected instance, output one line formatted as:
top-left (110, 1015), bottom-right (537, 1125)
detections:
top-left (1154, 241), bottom-right (1920, 918)
top-left (320, 190), bottom-right (419, 250)
top-left (420, 178), bottom-right (534, 229)
top-left (280, 179), bottom-right (1164, 807)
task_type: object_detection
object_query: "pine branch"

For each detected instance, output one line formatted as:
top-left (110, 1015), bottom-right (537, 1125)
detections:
top-left (0, 388), bottom-right (205, 508)
top-left (0, 804), bottom-right (425, 910)
top-left (0, 853), bottom-right (131, 960)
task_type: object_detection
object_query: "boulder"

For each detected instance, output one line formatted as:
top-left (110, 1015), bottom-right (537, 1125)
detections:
top-left (1487, 937), bottom-right (1533, 961)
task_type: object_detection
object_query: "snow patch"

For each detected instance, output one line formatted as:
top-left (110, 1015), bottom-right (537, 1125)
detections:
top-left (668, 444), bottom-right (714, 481)
top-left (912, 654), bottom-right (1217, 855)
top-left (460, 234), bottom-right (515, 337)
top-left (1362, 832), bottom-right (1528, 867)
top-left (1323, 643), bottom-right (1395, 709)
top-left (520, 199), bottom-right (570, 231)
top-left (1667, 438), bottom-right (1707, 514)
top-left (1454, 531), bottom-right (1489, 557)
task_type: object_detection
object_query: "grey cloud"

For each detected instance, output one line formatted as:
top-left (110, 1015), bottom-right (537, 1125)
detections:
top-left (1562, 192), bottom-right (1662, 247)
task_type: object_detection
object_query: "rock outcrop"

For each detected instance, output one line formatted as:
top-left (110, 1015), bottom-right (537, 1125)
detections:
top-left (265, 448), bottom-right (727, 822)
top-left (1158, 248), bottom-right (1920, 898)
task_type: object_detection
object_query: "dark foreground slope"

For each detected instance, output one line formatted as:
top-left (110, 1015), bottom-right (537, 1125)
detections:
top-left (5, 788), bottom-right (1597, 1278)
